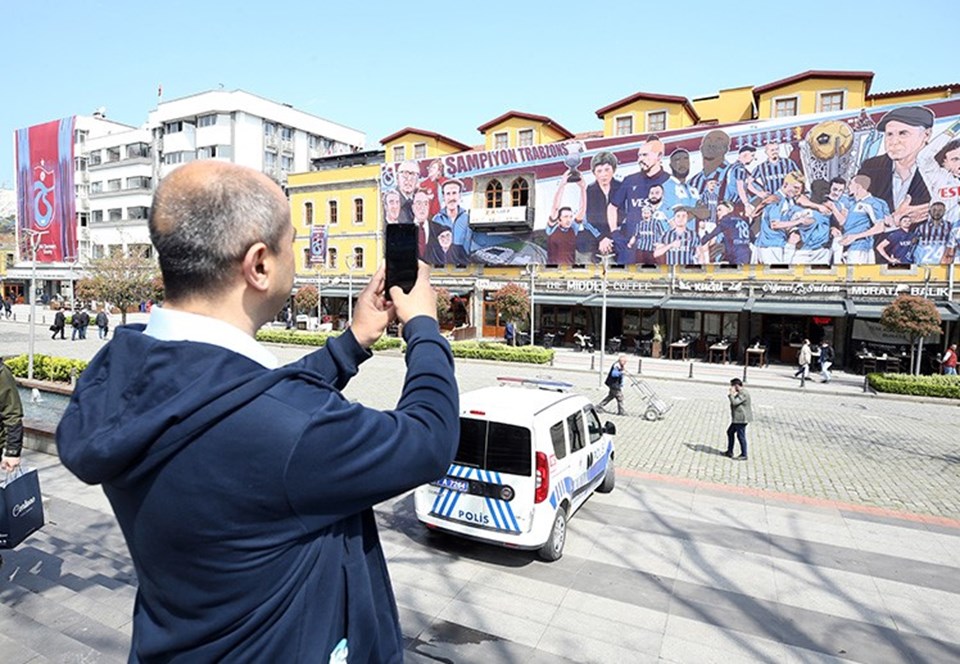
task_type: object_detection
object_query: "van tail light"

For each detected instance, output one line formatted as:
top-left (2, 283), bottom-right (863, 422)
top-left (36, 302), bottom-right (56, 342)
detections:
top-left (534, 452), bottom-right (549, 504)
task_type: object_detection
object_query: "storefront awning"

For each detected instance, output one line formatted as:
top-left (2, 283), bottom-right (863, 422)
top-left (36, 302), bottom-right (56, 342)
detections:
top-left (849, 301), bottom-right (959, 322)
top-left (746, 299), bottom-right (848, 317)
top-left (661, 297), bottom-right (748, 313)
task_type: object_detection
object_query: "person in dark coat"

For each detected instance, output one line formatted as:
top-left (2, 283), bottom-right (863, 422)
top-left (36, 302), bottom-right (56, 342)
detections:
top-left (95, 310), bottom-right (109, 339)
top-left (597, 354), bottom-right (628, 415)
top-left (51, 310), bottom-right (66, 339)
top-left (723, 378), bottom-right (752, 460)
top-left (56, 161), bottom-right (459, 663)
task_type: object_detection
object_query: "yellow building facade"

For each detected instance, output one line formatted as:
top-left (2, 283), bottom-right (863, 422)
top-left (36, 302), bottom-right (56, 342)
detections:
top-left (290, 70), bottom-right (960, 369)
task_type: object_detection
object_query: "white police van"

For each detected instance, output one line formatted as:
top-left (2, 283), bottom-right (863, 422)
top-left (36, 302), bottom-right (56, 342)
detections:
top-left (414, 377), bottom-right (616, 561)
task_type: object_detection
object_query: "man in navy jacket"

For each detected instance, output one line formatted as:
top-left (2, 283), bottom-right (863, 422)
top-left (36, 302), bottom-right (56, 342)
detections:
top-left (56, 161), bottom-right (459, 663)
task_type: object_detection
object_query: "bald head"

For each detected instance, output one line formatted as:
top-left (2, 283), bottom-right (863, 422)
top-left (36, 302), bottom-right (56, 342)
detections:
top-left (149, 161), bottom-right (291, 302)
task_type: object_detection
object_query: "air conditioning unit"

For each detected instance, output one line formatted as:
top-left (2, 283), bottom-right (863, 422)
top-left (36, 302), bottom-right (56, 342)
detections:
top-left (467, 206), bottom-right (534, 232)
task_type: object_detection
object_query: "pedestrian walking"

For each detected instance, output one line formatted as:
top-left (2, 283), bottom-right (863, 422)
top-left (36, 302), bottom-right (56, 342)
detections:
top-left (0, 362), bottom-right (24, 473)
top-left (504, 320), bottom-right (516, 346)
top-left (95, 310), bottom-right (109, 339)
top-left (50, 309), bottom-right (66, 339)
top-left (71, 309), bottom-right (82, 340)
top-left (819, 339), bottom-right (835, 383)
top-left (943, 344), bottom-right (958, 375)
top-left (723, 378), bottom-right (751, 460)
top-left (56, 161), bottom-right (459, 663)
top-left (78, 308), bottom-right (90, 339)
top-left (3, 296), bottom-right (11, 319)
top-left (793, 338), bottom-right (812, 380)
top-left (597, 354), bottom-right (628, 415)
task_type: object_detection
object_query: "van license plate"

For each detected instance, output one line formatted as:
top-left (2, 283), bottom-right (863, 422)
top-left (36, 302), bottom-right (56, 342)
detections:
top-left (432, 477), bottom-right (469, 492)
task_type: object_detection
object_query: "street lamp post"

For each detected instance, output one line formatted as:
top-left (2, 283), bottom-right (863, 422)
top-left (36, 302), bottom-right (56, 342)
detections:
top-left (25, 229), bottom-right (47, 381)
top-left (597, 253), bottom-right (612, 387)
top-left (524, 263), bottom-right (537, 345)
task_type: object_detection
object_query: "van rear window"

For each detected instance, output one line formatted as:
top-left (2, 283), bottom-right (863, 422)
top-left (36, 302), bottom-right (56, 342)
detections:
top-left (455, 417), bottom-right (532, 476)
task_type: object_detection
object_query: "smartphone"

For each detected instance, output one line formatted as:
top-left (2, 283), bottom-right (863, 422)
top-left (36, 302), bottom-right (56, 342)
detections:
top-left (384, 223), bottom-right (419, 300)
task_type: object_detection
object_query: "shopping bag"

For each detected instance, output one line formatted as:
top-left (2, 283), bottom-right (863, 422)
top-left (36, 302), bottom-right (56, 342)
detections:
top-left (0, 468), bottom-right (45, 549)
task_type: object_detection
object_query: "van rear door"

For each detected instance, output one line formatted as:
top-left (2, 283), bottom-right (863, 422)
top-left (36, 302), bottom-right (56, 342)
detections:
top-left (426, 417), bottom-right (533, 534)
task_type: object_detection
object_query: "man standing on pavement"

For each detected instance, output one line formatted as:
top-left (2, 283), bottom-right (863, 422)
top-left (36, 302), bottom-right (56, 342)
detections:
top-left (819, 339), bottom-right (835, 383)
top-left (0, 361), bottom-right (24, 473)
top-left (95, 310), bottom-right (109, 339)
top-left (942, 343), bottom-right (958, 375)
top-left (56, 161), bottom-right (460, 663)
top-left (597, 354), bottom-right (628, 416)
top-left (723, 378), bottom-right (751, 460)
top-left (51, 309), bottom-right (66, 340)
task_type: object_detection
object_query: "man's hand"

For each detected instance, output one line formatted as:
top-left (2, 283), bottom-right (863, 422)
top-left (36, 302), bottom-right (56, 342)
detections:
top-left (598, 237), bottom-right (614, 254)
top-left (348, 266), bottom-right (395, 348)
top-left (390, 261), bottom-right (437, 325)
top-left (1, 455), bottom-right (21, 472)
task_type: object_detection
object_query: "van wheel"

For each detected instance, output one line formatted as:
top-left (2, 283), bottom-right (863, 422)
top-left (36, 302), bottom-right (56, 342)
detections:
top-left (539, 508), bottom-right (567, 561)
top-left (597, 458), bottom-right (615, 493)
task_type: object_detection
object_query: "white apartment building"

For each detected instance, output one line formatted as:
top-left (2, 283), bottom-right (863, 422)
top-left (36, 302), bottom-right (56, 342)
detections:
top-left (10, 91), bottom-right (365, 302)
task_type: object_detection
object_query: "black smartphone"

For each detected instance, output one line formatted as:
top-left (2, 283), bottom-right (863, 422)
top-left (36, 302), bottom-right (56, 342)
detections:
top-left (385, 223), bottom-right (419, 300)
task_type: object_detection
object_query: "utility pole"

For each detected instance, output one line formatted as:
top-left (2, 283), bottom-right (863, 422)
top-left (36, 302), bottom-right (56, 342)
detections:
top-left (596, 253), bottom-right (612, 387)
top-left (25, 229), bottom-right (48, 380)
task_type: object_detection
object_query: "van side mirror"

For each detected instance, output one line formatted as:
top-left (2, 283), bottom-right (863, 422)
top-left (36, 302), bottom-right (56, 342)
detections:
top-left (603, 421), bottom-right (616, 436)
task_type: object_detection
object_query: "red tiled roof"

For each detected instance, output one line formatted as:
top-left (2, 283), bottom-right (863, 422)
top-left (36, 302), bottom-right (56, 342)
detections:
top-left (378, 127), bottom-right (471, 151)
top-left (595, 92), bottom-right (700, 123)
top-left (753, 70), bottom-right (875, 96)
top-left (476, 111), bottom-right (574, 139)
top-left (868, 83), bottom-right (960, 100)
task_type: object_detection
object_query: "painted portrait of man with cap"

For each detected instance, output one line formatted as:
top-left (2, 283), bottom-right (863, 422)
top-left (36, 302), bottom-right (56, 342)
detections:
top-left (857, 105), bottom-right (935, 224)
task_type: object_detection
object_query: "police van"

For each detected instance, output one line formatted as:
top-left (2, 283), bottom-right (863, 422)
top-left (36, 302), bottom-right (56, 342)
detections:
top-left (414, 377), bottom-right (616, 561)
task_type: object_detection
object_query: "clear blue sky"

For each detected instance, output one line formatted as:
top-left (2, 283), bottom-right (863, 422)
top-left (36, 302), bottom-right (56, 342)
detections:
top-left (2, 0), bottom-right (955, 187)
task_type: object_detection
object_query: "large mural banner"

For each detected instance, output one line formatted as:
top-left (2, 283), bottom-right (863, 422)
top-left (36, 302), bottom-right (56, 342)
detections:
top-left (379, 99), bottom-right (960, 267)
top-left (15, 117), bottom-right (78, 263)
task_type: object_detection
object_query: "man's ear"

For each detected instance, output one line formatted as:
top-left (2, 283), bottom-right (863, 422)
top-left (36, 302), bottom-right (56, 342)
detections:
top-left (241, 242), bottom-right (271, 292)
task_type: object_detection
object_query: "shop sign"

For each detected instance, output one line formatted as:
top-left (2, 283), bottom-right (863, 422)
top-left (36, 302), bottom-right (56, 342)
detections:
top-left (760, 282), bottom-right (843, 296)
top-left (538, 280), bottom-right (659, 294)
top-left (847, 285), bottom-right (949, 298)
top-left (675, 280), bottom-right (744, 293)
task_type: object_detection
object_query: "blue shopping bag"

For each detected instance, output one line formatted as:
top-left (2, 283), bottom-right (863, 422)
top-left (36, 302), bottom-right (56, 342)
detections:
top-left (0, 468), bottom-right (45, 549)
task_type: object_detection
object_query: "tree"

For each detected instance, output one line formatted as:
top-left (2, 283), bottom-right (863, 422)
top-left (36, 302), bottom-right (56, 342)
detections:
top-left (435, 288), bottom-right (454, 327)
top-left (492, 283), bottom-right (529, 330)
top-left (880, 295), bottom-right (941, 374)
top-left (81, 253), bottom-right (160, 325)
top-left (294, 284), bottom-right (318, 315)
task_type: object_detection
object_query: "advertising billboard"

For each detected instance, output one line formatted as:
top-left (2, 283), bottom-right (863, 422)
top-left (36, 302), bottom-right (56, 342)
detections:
top-left (15, 116), bottom-right (78, 263)
top-left (380, 99), bottom-right (960, 267)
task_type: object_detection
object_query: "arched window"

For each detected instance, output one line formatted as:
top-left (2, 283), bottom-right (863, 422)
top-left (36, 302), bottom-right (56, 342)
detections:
top-left (485, 180), bottom-right (503, 208)
top-left (353, 247), bottom-right (364, 269)
top-left (304, 201), bottom-right (314, 226)
top-left (511, 177), bottom-right (529, 207)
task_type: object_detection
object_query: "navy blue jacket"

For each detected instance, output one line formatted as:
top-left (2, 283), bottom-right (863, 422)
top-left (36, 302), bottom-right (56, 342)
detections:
top-left (56, 316), bottom-right (459, 663)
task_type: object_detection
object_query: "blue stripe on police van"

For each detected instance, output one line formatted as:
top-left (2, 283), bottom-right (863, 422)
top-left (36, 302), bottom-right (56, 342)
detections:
top-left (437, 465), bottom-right (467, 517)
top-left (495, 472), bottom-right (521, 531)
top-left (445, 466), bottom-right (472, 517)
top-left (430, 464), bottom-right (459, 515)
top-left (482, 470), bottom-right (507, 530)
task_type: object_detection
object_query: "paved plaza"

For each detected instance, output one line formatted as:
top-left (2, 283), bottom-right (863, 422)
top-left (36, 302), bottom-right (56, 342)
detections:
top-left (1, 312), bottom-right (959, 662)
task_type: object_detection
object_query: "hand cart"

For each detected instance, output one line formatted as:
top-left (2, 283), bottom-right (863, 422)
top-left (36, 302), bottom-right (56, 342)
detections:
top-left (626, 373), bottom-right (672, 421)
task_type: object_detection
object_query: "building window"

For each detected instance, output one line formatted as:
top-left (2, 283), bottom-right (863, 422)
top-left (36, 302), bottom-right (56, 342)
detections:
top-left (126, 143), bottom-right (150, 159)
top-left (88, 151), bottom-right (102, 166)
top-left (197, 114), bottom-right (217, 127)
top-left (164, 151), bottom-right (194, 165)
top-left (615, 115), bottom-right (634, 136)
top-left (353, 247), bottom-right (364, 269)
top-left (280, 126), bottom-right (294, 142)
top-left (327, 247), bottom-right (338, 268)
top-left (485, 180), bottom-right (503, 208)
top-left (280, 155), bottom-right (294, 172)
top-left (107, 179), bottom-right (122, 192)
top-left (511, 177), bottom-right (530, 207)
top-left (106, 147), bottom-right (121, 163)
top-left (353, 198), bottom-right (364, 224)
top-left (91, 210), bottom-right (103, 223)
top-left (647, 111), bottom-right (667, 132)
top-left (75, 157), bottom-right (87, 172)
top-left (78, 212), bottom-right (89, 228)
top-left (126, 176), bottom-right (151, 190)
top-left (494, 132), bottom-right (509, 150)
top-left (414, 143), bottom-right (427, 159)
top-left (264, 122), bottom-right (276, 137)
top-left (818, 91), bottom-right (845, 113)
top-left (518, 129), bottom-right (534, 147)
top-left (90, 181), bottom-right (102, 194)
top-left (74, 129), bottom-right (88, 145)
top-left (392, 145), bottom-right (405, 162)
top-left (329, 200), bottom-right (338, 225)
top-left (774, 97), bottom-right (799, 118)
top-left (304, 201), bottom-right (314, 226)
top-left (264, 150), bottom-right (277, 170)
top-left (108, 208), bottom-right (122, 221)
top-left (164, 121), bottom-right (184, 134)
top-left (127, 206), bottom-right (150, 220)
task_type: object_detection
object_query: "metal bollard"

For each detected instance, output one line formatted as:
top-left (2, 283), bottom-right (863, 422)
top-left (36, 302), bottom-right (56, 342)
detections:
top-left (590, 355), bottom-right (595, 371)
top-left (799, 372), bottom-right (806, 389)
top-left (742, 363), bottom-right (748, 383)
top-left (688, 362), bottom-right (694, 379)
top-left (863, 376), bottom-right (869, 393)
top-left (637, 358), bottom-right (642, 374)
top-left (70, 367), bottom-right (78, 388)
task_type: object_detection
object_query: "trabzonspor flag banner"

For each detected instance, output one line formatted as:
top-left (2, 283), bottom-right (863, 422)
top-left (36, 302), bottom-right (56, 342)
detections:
top-left (15, 117), bottom-right (77, 262)
top-left (380, 98), bottom-right (960, 267)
